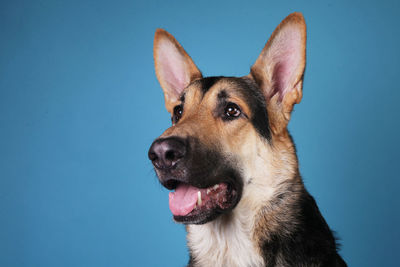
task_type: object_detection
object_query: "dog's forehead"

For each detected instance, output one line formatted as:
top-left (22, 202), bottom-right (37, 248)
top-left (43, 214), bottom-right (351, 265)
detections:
top-left (186, 76), bottom-right (258, 101)
top-left (184, 76), bottom-right (271, 140)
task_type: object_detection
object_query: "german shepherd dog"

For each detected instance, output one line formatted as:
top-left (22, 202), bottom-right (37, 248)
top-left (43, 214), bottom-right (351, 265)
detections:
top-left (148, 12), bottom-right (347, 267)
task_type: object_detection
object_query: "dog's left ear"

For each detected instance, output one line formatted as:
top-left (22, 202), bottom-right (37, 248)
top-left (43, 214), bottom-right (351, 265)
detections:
top-left (249, 12), bottom-right (306, 134)
top-left (154, 29), bottom-right (203, 112)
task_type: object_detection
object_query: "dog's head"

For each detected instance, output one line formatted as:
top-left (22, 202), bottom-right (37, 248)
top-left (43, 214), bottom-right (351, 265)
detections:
top-left (148, 13), bottom-right (306, 224)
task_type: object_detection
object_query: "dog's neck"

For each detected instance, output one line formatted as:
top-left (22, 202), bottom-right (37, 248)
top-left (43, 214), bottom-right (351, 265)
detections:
top-left (186, 204), bottom-right (265, 267)
top-left (186, 178), bottom-right (304, 267)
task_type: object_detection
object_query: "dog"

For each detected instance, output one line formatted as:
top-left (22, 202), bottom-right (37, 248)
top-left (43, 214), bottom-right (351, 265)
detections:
top-left (148, 12), bottom-right (347, 267)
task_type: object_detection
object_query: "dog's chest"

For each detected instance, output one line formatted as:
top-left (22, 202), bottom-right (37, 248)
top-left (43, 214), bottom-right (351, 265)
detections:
top-left (187, 213), bottom-right (264, 267)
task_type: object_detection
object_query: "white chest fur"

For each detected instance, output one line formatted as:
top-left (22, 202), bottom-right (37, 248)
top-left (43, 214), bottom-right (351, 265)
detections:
top-left (187, 208), bottom-right (265, 267)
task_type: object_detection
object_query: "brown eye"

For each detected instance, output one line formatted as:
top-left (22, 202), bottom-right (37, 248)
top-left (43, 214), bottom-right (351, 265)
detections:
top-left (224, 103), bottom-right (241, 119)
top-left (172, 105), bottom-right (183, 124)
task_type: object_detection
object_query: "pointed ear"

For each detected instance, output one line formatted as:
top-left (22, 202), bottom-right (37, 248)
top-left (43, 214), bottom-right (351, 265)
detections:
top-left (153, 29), bottom-right (202, 112)
top-left (249, 12), bottom-right (306, 133)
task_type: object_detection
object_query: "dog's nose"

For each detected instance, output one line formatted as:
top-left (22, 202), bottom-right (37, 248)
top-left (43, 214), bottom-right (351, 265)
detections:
top-left (148, 137), bottom-right (186, 169)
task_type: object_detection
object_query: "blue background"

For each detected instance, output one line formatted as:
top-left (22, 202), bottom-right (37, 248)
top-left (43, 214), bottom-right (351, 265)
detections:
top-left (1, 0), bottom-right (399, 266)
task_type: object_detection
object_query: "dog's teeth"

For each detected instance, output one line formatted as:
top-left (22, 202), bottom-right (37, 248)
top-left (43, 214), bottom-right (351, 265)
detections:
top-left (213, 184), bottom-right (219, 190)
top-left (197, 191), bottom-right (202, 206)
top-left (206, 189), bottom-right (211, 195)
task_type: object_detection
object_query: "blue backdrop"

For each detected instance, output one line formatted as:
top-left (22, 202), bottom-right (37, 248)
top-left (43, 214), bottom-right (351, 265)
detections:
top-left (1, 0), bottom-right (399, 266)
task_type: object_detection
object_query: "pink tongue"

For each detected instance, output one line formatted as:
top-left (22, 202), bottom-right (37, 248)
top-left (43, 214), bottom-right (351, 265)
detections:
top-left (169, 183), bottom-right (199, 216)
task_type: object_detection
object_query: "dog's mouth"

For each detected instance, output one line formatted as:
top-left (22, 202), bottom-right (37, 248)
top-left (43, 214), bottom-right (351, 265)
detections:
top-left (166, 180), bottom-right (239, 224)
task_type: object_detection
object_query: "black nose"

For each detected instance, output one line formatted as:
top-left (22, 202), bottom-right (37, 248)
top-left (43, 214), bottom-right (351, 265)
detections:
top-left (148, 137), bottom-right (186, 169)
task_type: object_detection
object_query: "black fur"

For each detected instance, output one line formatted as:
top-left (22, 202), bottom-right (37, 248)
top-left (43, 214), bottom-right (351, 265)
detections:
top-left (261, 187), bottom-right (347, 267)
top-left (234, 77), bottom-right (271, 140)
top-left (198, 76), bottom-right (223, 94)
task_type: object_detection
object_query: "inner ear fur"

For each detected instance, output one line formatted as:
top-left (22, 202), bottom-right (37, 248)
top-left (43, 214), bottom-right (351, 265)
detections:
top-left (249, 12), bottom-right (306, 134)
top-left (153, 29), bottom-right (202, 113)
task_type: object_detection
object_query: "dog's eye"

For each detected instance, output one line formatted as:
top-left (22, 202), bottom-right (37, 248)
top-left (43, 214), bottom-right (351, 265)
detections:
top-left (172, 104), bottom-right (183, 124)
top-left (224, 103), bottom-right (241, 119)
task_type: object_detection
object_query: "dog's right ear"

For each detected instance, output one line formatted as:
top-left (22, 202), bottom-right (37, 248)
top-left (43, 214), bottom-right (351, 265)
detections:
top-left (154, 29), bottom-right (202, 112)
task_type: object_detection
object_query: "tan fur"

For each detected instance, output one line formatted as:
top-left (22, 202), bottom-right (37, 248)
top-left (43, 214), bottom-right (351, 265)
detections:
top-left (159, 79), bottom-right (256, 149)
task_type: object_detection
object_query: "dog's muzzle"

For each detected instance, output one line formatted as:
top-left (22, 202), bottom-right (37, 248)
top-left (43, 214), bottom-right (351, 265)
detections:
top-left (148, 136), bottom-right (242, 224)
